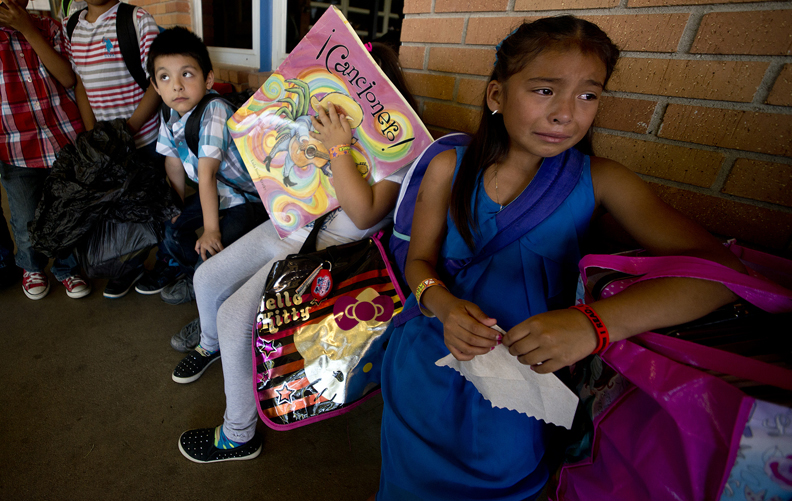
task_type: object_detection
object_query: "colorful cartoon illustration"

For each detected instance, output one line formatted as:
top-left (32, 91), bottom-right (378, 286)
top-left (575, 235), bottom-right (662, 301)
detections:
top-left (719, 401), bottom-right (792, 501)
top-left (228, 6), bottom-right (432, 239)
top-left (260, 80), bottom-right (365, 187)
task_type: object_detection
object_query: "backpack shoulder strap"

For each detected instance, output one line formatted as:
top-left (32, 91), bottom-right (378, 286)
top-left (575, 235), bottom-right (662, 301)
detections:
top-left (395, 147), bottom-right (587, 328)
top-left (390, 133), bottom-right (471, 275)
top-left (579, 252), bottom-right (792, 314)
top-left (65, 8), bottom-right (87, 42)
top-left (116, 3), bottom-right (149, 91)
top-left (443, 148), bottom-right (586, 276)
top-left (159, 102), bottom-right (171, 124)
top-left (184, 93), bottom-right (231, 158)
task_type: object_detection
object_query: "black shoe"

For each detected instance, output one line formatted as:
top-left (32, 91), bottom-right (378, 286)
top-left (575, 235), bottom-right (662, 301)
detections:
top-left (178, 427), bottom-right (262, 463)
top-left (0, 263), bottom-right (20, 289)
top-left (103, 271), bottom-right (144, 299)
top-left (161, 275), bottom-right (195, 305)
top-left (135, 261), bottom-right (182, 295)
top-left (170, 318), bottom-right (201, 353)
top-left (172, 347), bottom-right (220, 384)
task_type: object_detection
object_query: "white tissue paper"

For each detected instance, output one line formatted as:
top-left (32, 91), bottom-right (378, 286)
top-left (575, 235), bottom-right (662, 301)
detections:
top-left (436, 343), bottom-right (579, 429)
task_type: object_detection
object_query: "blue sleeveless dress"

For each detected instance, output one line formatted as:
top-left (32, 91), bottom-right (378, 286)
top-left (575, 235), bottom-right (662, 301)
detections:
top-left (378, 147), bottom-right (595, 500)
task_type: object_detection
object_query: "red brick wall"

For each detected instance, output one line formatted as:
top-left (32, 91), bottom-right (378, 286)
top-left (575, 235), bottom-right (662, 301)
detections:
top-left (128, 0), bottom-right (191, 28)
top-left (401, 0), bottom-right (792, 251)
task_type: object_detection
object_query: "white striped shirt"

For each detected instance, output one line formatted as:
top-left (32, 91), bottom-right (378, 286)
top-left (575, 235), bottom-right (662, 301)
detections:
top-left (64, 3), bottom-right (159, 147)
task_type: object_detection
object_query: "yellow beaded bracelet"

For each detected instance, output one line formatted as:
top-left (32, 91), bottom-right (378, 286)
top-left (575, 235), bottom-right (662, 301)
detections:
top-left (415, 278), bottom-right (446, 317)
top-left (329, 144), bottom-right (351, 158)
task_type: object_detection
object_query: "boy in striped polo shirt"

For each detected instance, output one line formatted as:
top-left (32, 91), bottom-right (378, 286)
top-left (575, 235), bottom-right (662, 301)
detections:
top-left (64, 0), bottom-right (179, 299)
top-left (0, 0), bottom-right (90, 300)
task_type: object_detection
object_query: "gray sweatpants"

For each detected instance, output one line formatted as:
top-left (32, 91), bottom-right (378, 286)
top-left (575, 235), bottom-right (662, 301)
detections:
top-left (193, 220), bottom-right (352, 443)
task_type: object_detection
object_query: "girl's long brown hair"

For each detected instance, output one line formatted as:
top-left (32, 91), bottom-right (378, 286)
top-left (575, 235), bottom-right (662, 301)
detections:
top-left (449, 16), bottom-right (620, 251)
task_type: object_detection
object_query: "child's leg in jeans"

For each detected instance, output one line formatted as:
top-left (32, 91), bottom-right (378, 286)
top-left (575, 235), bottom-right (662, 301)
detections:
top-left (190, 199), bottom-right (268, 273)
top-left (0, 162), bottom-right (80, 280)
top-left (193, 220), bottom-right (301, 352)
top-left (214, 200), bottom-right (268, 254)
top-left (0, 191), bottom-right (19, 286)
top-left (162, 193), bottom-right (204, 275)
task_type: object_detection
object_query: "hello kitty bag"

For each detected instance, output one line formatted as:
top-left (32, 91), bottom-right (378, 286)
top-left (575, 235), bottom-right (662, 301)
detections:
top-left (251, 232), bottom-right (405, 429)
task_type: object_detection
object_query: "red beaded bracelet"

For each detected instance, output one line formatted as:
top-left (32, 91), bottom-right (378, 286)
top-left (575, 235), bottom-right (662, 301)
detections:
top-left (569, 304), bottom-right (610, 355)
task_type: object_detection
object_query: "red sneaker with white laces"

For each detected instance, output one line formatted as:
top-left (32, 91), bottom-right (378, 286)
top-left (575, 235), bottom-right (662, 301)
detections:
top-left (22, 270), bottom-right (50, 300)
top-left (61, 274), bottom-right (91, 299)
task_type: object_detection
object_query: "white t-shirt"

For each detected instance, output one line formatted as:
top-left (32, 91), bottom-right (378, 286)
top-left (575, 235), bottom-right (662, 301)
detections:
top-left (285, 166), bottom-right (409, 245)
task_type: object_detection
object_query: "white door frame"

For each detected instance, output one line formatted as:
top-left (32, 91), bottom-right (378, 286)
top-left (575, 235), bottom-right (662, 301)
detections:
top-left (192, 0), bottom-right (261, 69)
top-left (271, 0), bottom-right (288, 71)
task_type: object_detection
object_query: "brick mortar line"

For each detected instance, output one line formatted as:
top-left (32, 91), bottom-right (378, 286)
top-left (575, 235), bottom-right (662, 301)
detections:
top-left (617, 52), bottom-right (792, 62)
top-left (754, 62), bottom-right (786, 105)
top-left (602, 90), bottom-right (792, 115)
top-left (406, 86), bottom-right (786, 115)
top-left (421, 95), bottom-right (481, 110)
top-left (647, 99), bottom-right (668, 136)
top-left (403, 2), bottom-right (792, 19)
top-left (676, 7), bottom-right (704, 53)
top-left (461, 16), bottom-right (470, 48)
top-left (592, 126), bottom-right (792, 164)
top-left (401, 42), bottom-right (792, 64)
top-left (635, 173), bottom-right (792, 214)
top-left (507, 0), bottom-right (516, 12)
top-left (405, 68), bottom-right (489, 81)
top-left (710, 153), bottom-right (738, 193)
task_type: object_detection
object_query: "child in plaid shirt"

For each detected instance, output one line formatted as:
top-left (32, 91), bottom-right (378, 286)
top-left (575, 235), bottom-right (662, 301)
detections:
top-left (147, 27), bottom-right (266, 305)
top-left (0, 0), bottom-right (90, 300)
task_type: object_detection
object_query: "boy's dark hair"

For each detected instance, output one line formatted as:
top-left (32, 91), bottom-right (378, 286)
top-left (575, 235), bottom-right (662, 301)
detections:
top-left (147, 27), bottom-right (213, 86)
top-left (450, 15), bottom-right (620, 251)
top-left (369, 42), bottom-right (419, 113)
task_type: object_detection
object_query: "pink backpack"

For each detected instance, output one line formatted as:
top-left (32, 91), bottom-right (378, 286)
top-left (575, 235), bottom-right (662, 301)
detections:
top-left (554, 242), bottom-right (792, 501)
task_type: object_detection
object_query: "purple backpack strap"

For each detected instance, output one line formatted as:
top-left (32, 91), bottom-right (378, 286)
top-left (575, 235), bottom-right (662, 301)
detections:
top-left (390, 133), bottom-right (472, 279)
top-left (579, 253), bottom-right (792, 314)
top-left (629, 332), bottom-right (792, 390)
top-left (395, 148), bottom-right (586, 327)
top-left (442, 147), bottom-right (586, 276)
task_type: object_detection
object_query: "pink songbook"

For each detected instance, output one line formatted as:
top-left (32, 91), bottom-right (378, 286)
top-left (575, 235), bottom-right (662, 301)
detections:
top-left (228, 6), bottom-right (433, 239)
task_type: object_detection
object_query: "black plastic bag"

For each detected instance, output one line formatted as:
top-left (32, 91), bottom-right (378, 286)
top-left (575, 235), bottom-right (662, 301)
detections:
top-left (75, 219), bottom-right (161, 279)
top-left (29, 119), bottom-right (180, 259)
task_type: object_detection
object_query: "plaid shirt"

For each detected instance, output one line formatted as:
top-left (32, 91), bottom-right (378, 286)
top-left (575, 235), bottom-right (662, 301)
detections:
top-left (156, 92), bottom-right (255, 211)
top-left (0, 16), bottom-right (83, 169)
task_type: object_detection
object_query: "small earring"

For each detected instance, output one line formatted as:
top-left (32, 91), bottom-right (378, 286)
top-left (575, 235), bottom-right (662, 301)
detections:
top-left (491, 109), bottom-right (498, 115)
